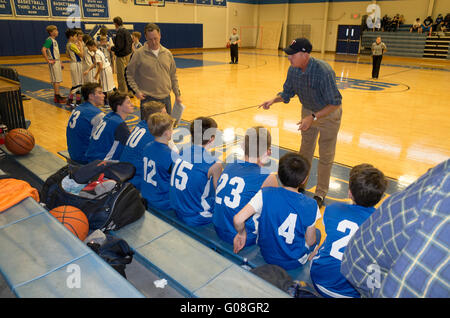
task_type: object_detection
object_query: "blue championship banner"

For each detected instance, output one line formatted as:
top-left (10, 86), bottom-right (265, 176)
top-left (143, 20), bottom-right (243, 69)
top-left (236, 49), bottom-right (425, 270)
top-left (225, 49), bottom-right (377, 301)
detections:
top-left (0, 0), bottom-right (13, 15)
top-left (13, 0), bottom-right (50, 17)
top-left (212, 0), bottom-right (226, 7)
top-left (178, 0), bottom-right (194, 4)
top-left (81, 0), bottom-right (108, 18)
top-left (50, 0), bottom-right (81, 17)
top-left (197, 0), bottom-right (211, 5)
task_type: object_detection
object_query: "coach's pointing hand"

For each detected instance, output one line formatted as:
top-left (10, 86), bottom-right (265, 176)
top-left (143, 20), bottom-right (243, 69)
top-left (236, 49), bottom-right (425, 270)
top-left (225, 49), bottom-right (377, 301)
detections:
top-left (258, 95), bottom-right (283, 110)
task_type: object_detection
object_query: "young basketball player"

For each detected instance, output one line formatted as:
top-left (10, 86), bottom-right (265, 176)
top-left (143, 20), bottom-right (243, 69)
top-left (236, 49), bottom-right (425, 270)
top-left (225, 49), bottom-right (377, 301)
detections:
top-left (213, 126), bottom-right (278, 246)
top-left (233, 152), bottom-right (321, 270)
top-left (82, 35), bottom-right (96, 84)
top-left (41, 25), bottom-right (66, 104)
top-left (66, 29), bottom-right (84, 108)
top-left (85, 92), bottom-right (133, 162)
top-left (66, 83), bottom-right (105, 164)
top-left (120, 100), bottom-right (166, 190)
top-left (141, 113), bottom-right (178, 211)
top-left (85, 39), bottom-right (116, 105)
top-left (169, 117), bottom-right (223, 226)
top-left (310, 163), bottom-right (387, 298)
top-left (131, 31), bottom-right (143, 52)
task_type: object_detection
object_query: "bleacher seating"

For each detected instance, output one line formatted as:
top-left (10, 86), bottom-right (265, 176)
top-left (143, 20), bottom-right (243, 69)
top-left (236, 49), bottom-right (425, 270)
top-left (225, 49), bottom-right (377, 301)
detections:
top-left (2, 144), bottom-right (292, 298)
top-left (361, 31), bottom-right (428, 58)
top-left (0, 197), bottom-right (145, 297)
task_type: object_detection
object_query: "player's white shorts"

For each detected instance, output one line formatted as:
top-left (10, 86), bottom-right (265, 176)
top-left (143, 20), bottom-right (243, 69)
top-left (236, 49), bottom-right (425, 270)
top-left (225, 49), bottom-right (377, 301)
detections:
top-left (70, 62), bottom-right (83, 89)
top-left (48, 60), bottom-right (62, 83)
top-left (83, 65), bottom-right (97, 84)
top-left (100, 65), bottom-right (115, 92)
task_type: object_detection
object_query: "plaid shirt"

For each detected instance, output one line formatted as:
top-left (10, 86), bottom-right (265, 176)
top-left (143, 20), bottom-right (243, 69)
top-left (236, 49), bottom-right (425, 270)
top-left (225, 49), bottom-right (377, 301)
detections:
top-left (279, 57), bottom-right (342, 112)
top-left (341, 159), bottom-right (450, 297)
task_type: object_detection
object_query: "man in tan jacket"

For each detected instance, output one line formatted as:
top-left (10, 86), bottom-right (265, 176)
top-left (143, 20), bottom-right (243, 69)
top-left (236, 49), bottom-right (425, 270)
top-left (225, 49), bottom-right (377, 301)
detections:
top-left (126, 23), bottom-right (181, 115)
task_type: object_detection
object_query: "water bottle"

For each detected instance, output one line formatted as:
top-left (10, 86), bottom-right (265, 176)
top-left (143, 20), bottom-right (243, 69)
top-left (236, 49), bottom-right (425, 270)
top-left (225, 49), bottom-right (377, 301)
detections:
top-left (241, 258), bottom-right (251, 271)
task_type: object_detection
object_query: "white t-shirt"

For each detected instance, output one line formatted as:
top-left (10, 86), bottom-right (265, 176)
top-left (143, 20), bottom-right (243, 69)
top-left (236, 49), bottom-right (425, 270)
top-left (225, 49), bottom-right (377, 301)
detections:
top-left (94, 49), bottom-right (110, 69)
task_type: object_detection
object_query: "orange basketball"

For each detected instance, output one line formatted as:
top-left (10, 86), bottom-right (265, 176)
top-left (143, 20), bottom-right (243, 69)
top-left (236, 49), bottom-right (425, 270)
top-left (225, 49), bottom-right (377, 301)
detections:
top-left (5, 128), bottom-right (35, 155)
top-left (226, 42), bottom-right (230, 48)
top-left (49, 205), bottom-right (89, 241)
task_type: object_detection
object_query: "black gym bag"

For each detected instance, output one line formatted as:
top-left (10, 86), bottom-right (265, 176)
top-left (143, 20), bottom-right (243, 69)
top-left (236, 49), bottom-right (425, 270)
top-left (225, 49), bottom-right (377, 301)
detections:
top-left (41, 160), bottom-right (146, 232)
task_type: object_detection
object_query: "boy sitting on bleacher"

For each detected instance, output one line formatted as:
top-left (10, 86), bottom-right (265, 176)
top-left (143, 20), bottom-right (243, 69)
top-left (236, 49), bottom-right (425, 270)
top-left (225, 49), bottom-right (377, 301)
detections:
top-left (141, 113), bottom-right (178, 211)
top-left (233, 152), bottom-right (321, 270)
top-left (66, 83), bottom-right (105, 164)
top-left (85, 92), bottom-right (133, 162)
top-left (213, 126), bottom-right (278, 246)
top-left (120, 101), bottom-right (166, 190)
top-left (169, 117), bottom-right (223, 226)
top-left (309, 163), bottom-right (387, 298)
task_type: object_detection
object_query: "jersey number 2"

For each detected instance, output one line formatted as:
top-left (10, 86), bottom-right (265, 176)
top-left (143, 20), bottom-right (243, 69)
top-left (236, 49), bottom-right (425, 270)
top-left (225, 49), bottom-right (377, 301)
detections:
top-left (330, 220), bottom-right (359, 261)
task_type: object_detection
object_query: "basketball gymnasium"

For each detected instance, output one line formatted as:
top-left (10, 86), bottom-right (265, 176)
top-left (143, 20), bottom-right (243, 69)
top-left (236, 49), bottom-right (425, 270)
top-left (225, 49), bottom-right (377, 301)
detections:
top-left (0, 0), bottom-right (449, 301)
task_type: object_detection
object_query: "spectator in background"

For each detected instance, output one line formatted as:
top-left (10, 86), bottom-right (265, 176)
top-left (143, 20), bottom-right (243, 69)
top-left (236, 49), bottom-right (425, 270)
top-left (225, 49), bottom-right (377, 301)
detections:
top-left (433, 14), bottom-right (445, 32)
top-left (421, 16), bottom-right (433, 35)
top-left (391, 14), bottom-right (400, 31)
top-left (410, 18), bottom-right (421, 33)
top-left (111, 17), bottom-right (133, 96)
top-left (341, 159), bottom-right (450, 298)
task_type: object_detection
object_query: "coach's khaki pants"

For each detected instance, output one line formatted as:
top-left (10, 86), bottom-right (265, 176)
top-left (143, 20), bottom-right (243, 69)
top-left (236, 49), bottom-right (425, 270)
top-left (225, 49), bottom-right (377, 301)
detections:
top-left (116, 54), bottom-right (131, 94)
top-left (300, 106), bottom-right (342, 198)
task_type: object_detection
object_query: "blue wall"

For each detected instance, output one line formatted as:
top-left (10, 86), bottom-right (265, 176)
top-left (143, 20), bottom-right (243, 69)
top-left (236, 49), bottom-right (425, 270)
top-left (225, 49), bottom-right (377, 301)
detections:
top-left (0, 20), bottom-right (203, 57)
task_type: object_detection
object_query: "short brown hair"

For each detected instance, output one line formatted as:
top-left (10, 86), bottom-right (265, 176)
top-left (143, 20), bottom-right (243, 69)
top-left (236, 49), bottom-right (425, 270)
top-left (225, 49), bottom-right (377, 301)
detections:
top-left (46, 25), bottom-right (57, 34)
top-left (147, 113), bottom-right (175, 137)
top-left (141, 101), bottom-right (165, 121)
top-left (132, 31), bottom-right (142, 39)
top-left (349, 164), bottom-right (387, 207)
top-left (113, 17), bottom-right (123, 26)
top-left (144, 23), bottom-right (160, 34)
top-left (244, 126), bottom-right (271, 159)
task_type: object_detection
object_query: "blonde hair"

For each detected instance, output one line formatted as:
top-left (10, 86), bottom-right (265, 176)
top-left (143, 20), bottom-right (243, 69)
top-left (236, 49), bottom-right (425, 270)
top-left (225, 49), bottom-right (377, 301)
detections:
top-left (46, 25), bottom-right (57, 34)
top-left (147, 113), bottom-right (175, 137)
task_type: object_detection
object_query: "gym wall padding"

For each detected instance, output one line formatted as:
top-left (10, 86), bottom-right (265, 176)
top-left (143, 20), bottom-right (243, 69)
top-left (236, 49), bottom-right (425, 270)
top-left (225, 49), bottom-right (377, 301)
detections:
top-left (0, 20), bottom-right (203, 57)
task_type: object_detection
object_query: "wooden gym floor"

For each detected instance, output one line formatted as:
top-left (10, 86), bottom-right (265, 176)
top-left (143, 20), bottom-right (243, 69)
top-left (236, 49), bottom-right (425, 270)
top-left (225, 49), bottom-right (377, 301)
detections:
top-left (1, 48), bottom-right (450, 189)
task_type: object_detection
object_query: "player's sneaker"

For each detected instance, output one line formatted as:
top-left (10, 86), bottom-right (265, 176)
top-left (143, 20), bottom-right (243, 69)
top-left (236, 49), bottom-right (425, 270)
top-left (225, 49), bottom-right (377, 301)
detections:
top-left (54, 95), bottom-right (67, 104)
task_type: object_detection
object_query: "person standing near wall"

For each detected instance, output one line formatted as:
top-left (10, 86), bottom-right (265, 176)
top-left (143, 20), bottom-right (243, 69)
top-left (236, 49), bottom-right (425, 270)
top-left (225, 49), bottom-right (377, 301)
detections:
top-left (111, 17), bottom-right (132, 96)
top-left (126, 23), bottom-right (182, 115)
top-left (259, 38), bottom-right (342, 208)
top-left (227, 28), bottom-right (241, 64)
top-left (371, 36), bottom-right (387, 80)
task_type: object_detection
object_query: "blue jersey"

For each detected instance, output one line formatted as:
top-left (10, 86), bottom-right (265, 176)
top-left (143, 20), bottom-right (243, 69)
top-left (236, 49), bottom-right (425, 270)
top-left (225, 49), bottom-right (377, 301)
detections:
top-left (310, 203), bottom-right (374, 298)
top-left (120, 120), bottom-right (154, 190)
top-left (254, 187), bottom-right (320, 270)
top-left (141, 141), bottom-right (179, 211)
top-left (213, 161), bottom-right (270, 246)
top-left (66, 102), bottom-right (104, 164)
top-left (169, 144), bottom-right (219, 226)
top-left (85, 112), bottom-right (130, 163)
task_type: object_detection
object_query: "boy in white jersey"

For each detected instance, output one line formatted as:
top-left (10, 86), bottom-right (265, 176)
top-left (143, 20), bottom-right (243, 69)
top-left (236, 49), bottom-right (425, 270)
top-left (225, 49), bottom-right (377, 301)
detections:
top-left (41, 25), bottom-right (66, 104)
top-left (85, 39), bottom-right (116, 105)
top-left (65, 29), bottom-right (84, 109)
top-left (82, 35), bottom-right (96, 84)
